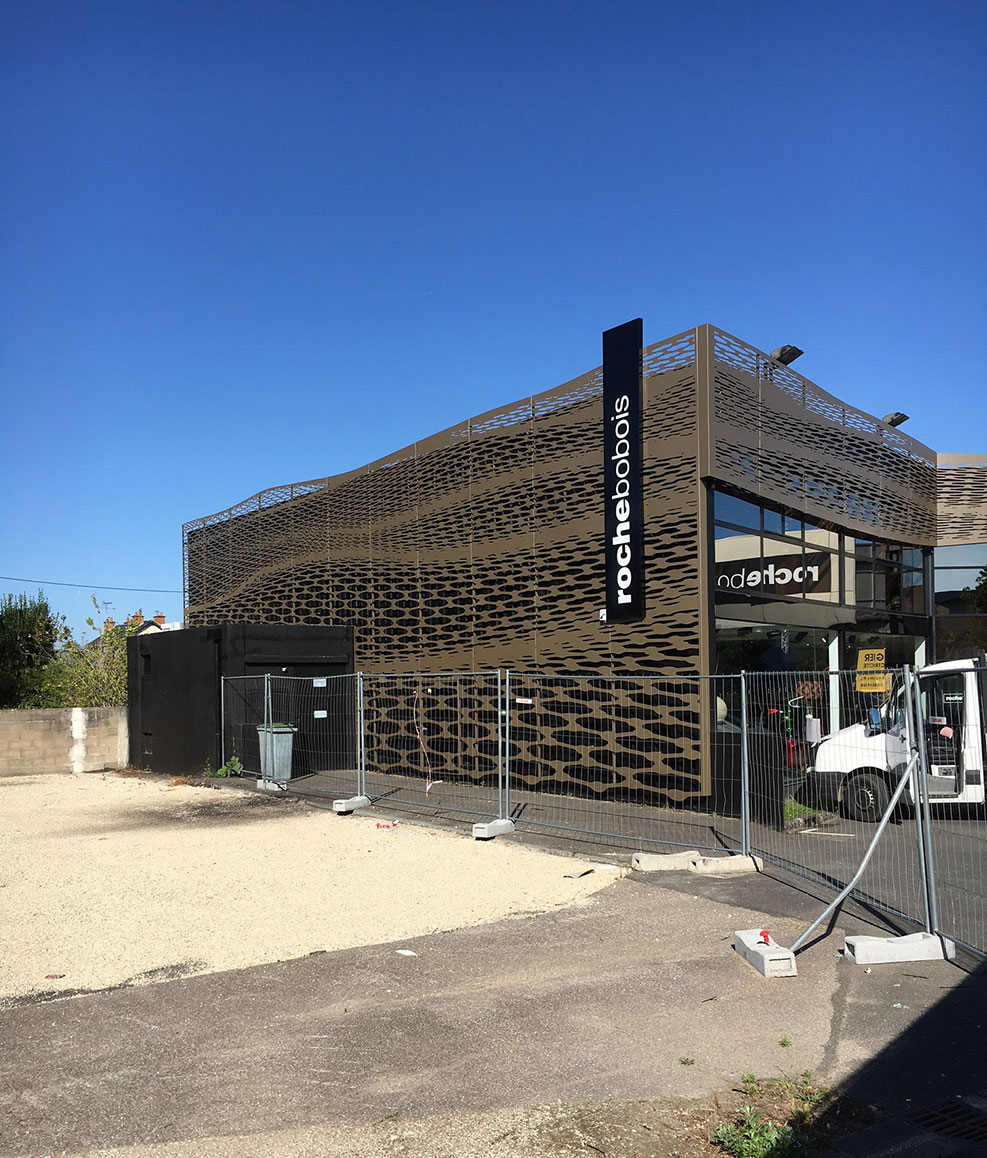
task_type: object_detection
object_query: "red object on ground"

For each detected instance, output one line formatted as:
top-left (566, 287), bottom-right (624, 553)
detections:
top-left (759, 930), bottom-right (770, 945)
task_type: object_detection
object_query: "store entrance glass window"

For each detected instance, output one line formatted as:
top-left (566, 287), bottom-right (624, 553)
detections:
top-left (714, 621), bottom-right (830, 674)
top-left (842, 631), bottom-right (926, 672)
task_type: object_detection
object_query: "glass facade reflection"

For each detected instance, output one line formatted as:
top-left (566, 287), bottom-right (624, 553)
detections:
top-left (712, 485), bottom-right (935, 673)
top-left (713, 489), bottom-right (842, 608)
top-left (932, 543), bottom-right (987, 659)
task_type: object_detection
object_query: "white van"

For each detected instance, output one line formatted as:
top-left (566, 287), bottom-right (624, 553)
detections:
top-left (810, 658), bottom-right (987, 822)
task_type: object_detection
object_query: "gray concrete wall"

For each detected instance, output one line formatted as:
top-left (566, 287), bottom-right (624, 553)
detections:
top-left (0, 708), bottom-right (128, 777)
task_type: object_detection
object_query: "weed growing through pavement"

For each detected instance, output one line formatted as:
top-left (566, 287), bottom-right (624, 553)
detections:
top-left (679, 1056), bottom-right (695, 1066)
top-left (713, 1104), bottom-right (793, 1157)
top-left (205, 756), bottom-right (244, 778)
top-left (779, 1035), bottom-right (792, 1047)
top-left (782, 797), bottom-right (815, 821)
top-left (714, 1070), bottom-right (838, 1157)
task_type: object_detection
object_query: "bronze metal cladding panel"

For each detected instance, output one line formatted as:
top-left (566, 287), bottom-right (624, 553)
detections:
top-left (183, 332), bottom-right (703, 674)
top-left (508, 674), bottom-right (709, 805)
top-left (936, 455), bottom-right (987, 545)
top-left (183, 328), bottom-right (708, 805)
top-left (706, 327), bottom-right (939, 545)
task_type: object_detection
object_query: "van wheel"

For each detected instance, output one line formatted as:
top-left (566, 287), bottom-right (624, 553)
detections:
top-left (844, 772), bottom-right (891, 823)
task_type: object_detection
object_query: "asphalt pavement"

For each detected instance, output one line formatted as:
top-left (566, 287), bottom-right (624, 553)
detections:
top-left (4, 857), bottom-right (987, 1158)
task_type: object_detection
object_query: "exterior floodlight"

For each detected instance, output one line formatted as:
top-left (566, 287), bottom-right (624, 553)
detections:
top-left (768, 345), bottom-right (804, 366)
top-left (882, 412), bottom-right (910, 428)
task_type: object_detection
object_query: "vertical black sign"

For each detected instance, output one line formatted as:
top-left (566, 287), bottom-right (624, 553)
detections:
top-left (603, 318), bottom-right (644, 622)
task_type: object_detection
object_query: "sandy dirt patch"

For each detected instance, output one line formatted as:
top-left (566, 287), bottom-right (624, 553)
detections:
top-left (0, 773), bottom-right (621, 1003)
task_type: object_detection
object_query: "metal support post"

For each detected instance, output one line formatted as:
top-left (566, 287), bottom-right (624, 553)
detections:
top-left (739, 671), bottom-right (751, 857)
top-left (912, 669), bottom-right (942, 936)
top-left (220, 676), bottom-right (226, 769)
top-left (504, 669), bottom-right (512, 818)
top-left (497, 668), bottom-right (504, 819)
top-left (357, 671), bottom-right (365, 797)
top-left (333, 672), bottom-right (371, 814)
top-left (473, 668), bottom-right (516, 839)
top-left (902, 666), bottom-right (933, 933)
top-left (263, 672), bottom-right (272, 786)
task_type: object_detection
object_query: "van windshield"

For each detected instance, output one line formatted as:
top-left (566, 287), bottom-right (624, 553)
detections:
top-left (886, 678), bottom-right (906, 728)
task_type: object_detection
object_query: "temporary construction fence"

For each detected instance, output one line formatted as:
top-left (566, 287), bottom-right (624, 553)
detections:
top-left (503, 672), bottom-right (745, 854)
top-left (221, 673), bottom-right (361, 796)
top-left (745, 668), bottom-right (932, 938)
top-left (221, 663), bottom-right (987, 959)
top-left (360, 672), bottom-right (505, 822)
top-left (221, 672), bottom-right (504, 819)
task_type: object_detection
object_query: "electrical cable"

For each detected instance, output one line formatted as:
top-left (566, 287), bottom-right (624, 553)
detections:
top-left (0, 575), bottom-right (181, 594)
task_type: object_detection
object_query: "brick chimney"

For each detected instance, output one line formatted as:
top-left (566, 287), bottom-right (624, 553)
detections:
top-left (104, 617), bottom-right (115, 633)
top-left (153, 612), bottom-right (166, 627)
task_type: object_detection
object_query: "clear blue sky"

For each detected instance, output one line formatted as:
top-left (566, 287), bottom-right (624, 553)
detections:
top-left (2, 0), bottom-right (984, 638)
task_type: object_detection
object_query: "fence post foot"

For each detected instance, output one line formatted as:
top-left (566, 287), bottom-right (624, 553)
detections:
top-left (844, 932), bottom-right (956, 965)
top-left (333, 794), bottom-right (371, 814)
top-left (631, 850), bottom-right (702, 872)
top-left (472, 818), bottom-right (516, 840)
top-left (733, 929), bottom-right (798, 978)
top-left (691, 854), bottom-right (763, 876)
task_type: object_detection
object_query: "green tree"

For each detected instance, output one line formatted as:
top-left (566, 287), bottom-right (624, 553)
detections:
top-left (0, 591), bottom-right (59, 707)
top-left (33, 597), bottom-right (138, 708)
top-left (971, 565), bottom-right (987, 614)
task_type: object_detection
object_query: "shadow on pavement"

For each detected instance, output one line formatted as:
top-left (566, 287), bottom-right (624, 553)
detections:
top-left (819, 953), bottom-right (987, 1156)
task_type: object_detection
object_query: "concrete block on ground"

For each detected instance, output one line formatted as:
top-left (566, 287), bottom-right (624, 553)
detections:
top-left (690, 854), bottom-right (762, 876)
top-left (332, 794), bottom-right (371, 814)
top-left (844, 932), bottom-right (956, 965)
top-left (472, 818), bottom-right (516, 840)
top-left (733, 928), bottom-right (798, 978)
top-left (631, 850), bottom-right (701, 872)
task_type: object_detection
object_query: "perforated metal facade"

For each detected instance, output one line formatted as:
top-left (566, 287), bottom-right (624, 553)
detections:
top-left (185, 327), bottom-right (706, 675)
top-left (183, 323), bottom-right (987, 805)
top-left (936, 454), bottom-right (987, 545)
top-left (704, 329), bottom-right (940, 544)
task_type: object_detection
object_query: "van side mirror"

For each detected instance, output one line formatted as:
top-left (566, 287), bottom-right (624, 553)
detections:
top-left (866, 707), bottom-right (884, 736)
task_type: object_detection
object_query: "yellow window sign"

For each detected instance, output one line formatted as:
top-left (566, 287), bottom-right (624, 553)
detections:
top-left (856, 648), bottom-right (891, 694)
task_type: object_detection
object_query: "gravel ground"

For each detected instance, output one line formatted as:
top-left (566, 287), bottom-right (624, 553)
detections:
top-left (0, 773), bottom-right (621, 1004)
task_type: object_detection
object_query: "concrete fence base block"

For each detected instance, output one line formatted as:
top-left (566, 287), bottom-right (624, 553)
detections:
top-left (734, 929), bottom-right (798, 978)
top-left (690, 854), bottom-right (763, 876)
top-left (844, 932), bottom-right (957, 965)
top-left (256, 779), bottom-right (289, 793)
top-left (631, 850), bottom-right (702, 872)
top-left (472, 818), bottom-right (516, 840)
top-left (332, 794), bottom-right (371, 814)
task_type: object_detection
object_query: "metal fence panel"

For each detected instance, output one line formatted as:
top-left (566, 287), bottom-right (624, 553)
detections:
top-left (916, 661), bottom-right (987, 957)
top-left (221, 675), bottom-right (266, 774)
top-left (504, 673), bottom-right (745, 854)
top-left (267, 675), bottom-right (361, 798)
top-left (926, 806), bottom-right (987, 956)
top-left (361, 671), bottom-right (503, 821)
top-left (221, 674), bottom-right (361, 800)
top-left (746, 667), bottom-right (932, 933)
